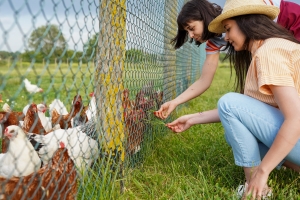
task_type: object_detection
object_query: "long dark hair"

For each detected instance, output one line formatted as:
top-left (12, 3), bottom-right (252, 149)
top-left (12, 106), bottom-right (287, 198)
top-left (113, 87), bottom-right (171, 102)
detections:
top-left (171, 0), bottom-right (222, 49)
top-left (224, 14), bottom-right (300, 93)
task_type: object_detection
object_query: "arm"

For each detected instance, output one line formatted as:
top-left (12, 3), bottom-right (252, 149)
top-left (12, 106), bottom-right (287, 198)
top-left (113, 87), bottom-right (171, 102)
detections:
top-left (173, 53), bottom-right (220, 105)
top-left (166, 109), bottom-right (220, 133)
top-left (155, 52), bottom-right (220, 119)
top-left (247, 86), bottom-right (300, 197)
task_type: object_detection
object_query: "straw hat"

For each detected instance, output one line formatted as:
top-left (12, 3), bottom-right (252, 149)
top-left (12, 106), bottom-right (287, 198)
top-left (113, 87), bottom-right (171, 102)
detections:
top-left (208, 0), bottom-right (280, 33)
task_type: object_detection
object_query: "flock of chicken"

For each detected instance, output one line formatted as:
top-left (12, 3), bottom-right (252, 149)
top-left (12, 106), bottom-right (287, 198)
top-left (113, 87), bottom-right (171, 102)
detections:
top-left (0, 78), bottom-right (164, 199)
top-left (0, 93), bottom-right (98, 199)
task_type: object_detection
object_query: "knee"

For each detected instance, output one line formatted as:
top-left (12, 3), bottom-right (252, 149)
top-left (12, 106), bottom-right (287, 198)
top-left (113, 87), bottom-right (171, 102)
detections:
top-left (217, 92), bottom-right (241, 114)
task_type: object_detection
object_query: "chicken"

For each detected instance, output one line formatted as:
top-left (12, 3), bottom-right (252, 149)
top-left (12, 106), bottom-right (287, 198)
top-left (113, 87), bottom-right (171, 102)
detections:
top-left (134, 90), bottom-right (155, 114)
top-left (23, 78), bottom-right (43, 94)
top-left (27, 127), bottom-right (99, 172)
top-left (0, 125), bottom-right (41, 178)
top-left (2, 103), bottom-right (24, 121)
top-left (37, 103), bottom-right (60, 132)
top-left (122, 89), bottom-right (134, 111)
top-left (124, 108), bottom-right (146, 154)
top-left (1, 103), bottom-right (25, 153)
top-left (0, 142), bottom-right (78, 200)
top-left (50, 95), bottom-right (85, 129)
top-left (22, 103), bottom-right (46, 135)
top-left (49, 99), bottom-right (68, 115)
top-left (151, 89), bottom-right (164, 110)
top-left (72, 105), bottom-right (88, 128)
top-left (122, 89), bottom-right (147, 155)
top-left (85, 92), bottom-right (97, 121)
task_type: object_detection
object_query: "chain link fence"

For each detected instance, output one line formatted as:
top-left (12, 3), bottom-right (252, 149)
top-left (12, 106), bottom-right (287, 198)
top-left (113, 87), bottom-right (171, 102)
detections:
top-left (0, 0), bottom-right (205, 198)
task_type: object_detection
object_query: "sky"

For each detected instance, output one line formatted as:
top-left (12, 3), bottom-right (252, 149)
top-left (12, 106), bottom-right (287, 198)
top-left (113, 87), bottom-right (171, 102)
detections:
top-left (209, 0), bottom-right (226, 6)
top-left (0, 0), bottom-right (99, 53)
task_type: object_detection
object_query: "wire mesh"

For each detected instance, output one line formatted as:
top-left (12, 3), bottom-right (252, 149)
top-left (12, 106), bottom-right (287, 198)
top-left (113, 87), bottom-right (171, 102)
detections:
top-left (0, 0), bottom-right (205, 198)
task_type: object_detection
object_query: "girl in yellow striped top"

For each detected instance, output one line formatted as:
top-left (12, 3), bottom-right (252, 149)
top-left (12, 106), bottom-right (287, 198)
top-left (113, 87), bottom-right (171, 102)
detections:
top-left (207, 0), bottom-right (300, 198)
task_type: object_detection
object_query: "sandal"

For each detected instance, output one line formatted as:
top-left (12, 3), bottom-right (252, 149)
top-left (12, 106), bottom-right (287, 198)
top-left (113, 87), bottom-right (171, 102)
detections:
top-left (236, 182), bottom-right (272, 199)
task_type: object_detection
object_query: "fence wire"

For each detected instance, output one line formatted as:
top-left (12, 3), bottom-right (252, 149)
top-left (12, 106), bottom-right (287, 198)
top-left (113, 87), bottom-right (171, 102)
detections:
top-left (0, 0), bottom-right (205, 199)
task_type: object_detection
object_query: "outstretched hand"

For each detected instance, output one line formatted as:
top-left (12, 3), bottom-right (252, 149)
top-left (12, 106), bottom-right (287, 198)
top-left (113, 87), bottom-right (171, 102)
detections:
top-left (154, 100), bottom-right (177, 119)
top-left (165, 115), bottom-right (194, 133)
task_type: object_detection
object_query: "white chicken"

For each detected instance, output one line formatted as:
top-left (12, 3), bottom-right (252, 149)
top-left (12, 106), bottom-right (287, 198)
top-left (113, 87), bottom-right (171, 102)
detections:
top-left (49, 99), bottom-right (69, 115)
top-left (2, 103), bottom-right (11, 112)
top-left (0, 125), bottom-right (41, 178)
top-left (85, 92), bottom-right (97, 121)
top-left (37, 103), bottom-right (58, 132)
top-left (23, 78), bottom-right (43, 94)
top-left (27, 127), bottom-right (99, 172)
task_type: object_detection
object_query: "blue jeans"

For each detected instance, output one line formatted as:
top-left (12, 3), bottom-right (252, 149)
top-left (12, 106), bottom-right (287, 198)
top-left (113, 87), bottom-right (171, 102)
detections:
top-left (217, 92), bottom-right (300, 168)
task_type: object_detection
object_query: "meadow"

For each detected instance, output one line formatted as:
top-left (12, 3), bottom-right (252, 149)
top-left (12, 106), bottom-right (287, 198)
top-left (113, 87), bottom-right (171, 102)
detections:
top-left (0, 61), bottom-right (96, 111)
top-left (120, 66), bottom-right (300, 199)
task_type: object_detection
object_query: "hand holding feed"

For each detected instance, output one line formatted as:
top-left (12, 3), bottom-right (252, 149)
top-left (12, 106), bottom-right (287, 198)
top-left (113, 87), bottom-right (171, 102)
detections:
top-left (154, 100), bottom-right (178, 119)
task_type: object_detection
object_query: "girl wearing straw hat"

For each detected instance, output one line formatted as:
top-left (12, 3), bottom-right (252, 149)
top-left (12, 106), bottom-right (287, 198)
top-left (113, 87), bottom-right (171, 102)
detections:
top-left (154, 0), bottom-right (300, 120)
top-left (207, 0), bottom-right (300, 199)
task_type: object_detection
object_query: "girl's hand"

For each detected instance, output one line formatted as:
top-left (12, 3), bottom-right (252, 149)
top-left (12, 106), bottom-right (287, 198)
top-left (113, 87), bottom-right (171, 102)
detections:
top-left (154, 100), bottom-right (178, 119)
top-left (245, 167), bottom-right (270, 200)
top-left (165, 115), bottom-right (194, 133)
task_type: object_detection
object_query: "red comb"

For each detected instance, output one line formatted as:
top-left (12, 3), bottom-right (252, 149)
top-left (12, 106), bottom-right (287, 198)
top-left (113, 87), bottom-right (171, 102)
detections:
top-left (59, 141), bottom-right (65, 148)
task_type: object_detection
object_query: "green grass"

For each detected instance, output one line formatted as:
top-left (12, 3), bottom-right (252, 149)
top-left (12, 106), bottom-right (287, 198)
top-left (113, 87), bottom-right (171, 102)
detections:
top-left (0, 61), bottom-right (96, 111)
top-left (120, 67), bottom-right (300, 199)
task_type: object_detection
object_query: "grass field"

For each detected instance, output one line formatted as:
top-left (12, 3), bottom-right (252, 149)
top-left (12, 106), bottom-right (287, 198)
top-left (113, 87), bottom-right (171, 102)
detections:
top-left (0, 61), bottom-right (96, 111)
top-left (120, 67), bottom-right (300, 199)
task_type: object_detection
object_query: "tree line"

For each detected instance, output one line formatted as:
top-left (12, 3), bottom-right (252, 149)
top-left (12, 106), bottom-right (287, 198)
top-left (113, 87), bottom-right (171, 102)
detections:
top-left (0, 24), bottom-right (159, 64)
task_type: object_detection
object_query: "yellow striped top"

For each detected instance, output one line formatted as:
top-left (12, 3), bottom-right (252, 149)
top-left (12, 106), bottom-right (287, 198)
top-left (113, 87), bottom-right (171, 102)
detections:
top-left (244, 38), bottom-right (300, 107)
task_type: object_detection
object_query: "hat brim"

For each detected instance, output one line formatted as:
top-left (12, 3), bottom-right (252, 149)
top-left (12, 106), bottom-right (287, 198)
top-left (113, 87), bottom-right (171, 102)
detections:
top-left (208, 5), bottom-right (280, 33)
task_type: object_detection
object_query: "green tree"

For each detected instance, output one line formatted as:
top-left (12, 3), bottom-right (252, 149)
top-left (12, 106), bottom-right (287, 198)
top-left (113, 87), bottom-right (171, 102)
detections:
top-left (83, 33), bottom-right (98, 61)
top-left (28, 24), bottom-right (67, 58)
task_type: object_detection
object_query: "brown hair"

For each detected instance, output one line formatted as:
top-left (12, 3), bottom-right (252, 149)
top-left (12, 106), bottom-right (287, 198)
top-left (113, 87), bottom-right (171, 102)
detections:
top-left (171, 0), bottom-right (222, 49)
top-left (224, 14), bottom-right (300, 93)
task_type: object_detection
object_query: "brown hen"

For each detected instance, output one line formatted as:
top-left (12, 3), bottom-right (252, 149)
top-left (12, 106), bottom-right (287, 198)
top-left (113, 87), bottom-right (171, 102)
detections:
top-left (0, 142), bottom-right (78, 200)
top-left (122, 89), bottom-right (147, 155)
top-left (1, 105), bottom-right (25, 153)
top-left (22, 103), bottom-right (46, 135)
top-left (52, 95), bottom-right (84, 129)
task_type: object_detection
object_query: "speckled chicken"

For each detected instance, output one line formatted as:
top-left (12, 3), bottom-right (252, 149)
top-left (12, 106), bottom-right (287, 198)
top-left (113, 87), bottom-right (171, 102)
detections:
top-left (0, 142), bottom-right (78, 200)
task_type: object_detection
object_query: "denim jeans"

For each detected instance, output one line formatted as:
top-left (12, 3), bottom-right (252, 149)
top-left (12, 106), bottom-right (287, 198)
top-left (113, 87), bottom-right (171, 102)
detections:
top-left (217, 92), bottom-right (300, 168)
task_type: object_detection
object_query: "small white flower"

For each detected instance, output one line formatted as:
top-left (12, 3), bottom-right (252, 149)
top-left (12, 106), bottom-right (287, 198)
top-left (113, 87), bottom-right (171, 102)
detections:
top-left (6, 99), bottom-right (9, 102)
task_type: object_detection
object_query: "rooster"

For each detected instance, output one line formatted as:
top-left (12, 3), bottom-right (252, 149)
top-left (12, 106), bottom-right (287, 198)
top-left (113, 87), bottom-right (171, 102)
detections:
top-left (23, 78), bottom-right (43, 94)
top-left (0, 125), bottom-right (41, 178)
top-left (50, 95), bottom-right (85, 129)
top-left (22, 103), bottom-right (46, 135)
top-left (27, 127), bottom-right (99, 172)
top-left (1, 103), bottom-right (25, 153)
top-left (0, 142), bottom-right (78, 200)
